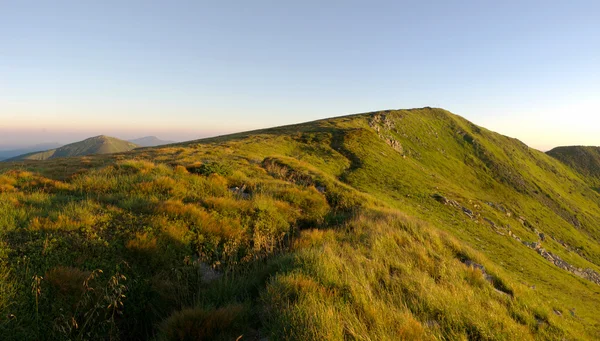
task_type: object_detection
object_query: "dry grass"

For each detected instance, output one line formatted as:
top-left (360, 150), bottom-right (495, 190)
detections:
top-left (261, 209), bottom-right (579, 340)
top-left (126, 232), bottom-right (158, 252)
top-left (1, 107), bottom-right (600, 340)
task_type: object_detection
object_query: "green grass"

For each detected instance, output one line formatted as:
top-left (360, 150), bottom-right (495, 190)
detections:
top-left (548, 145), bottom-right (600, 181)
top-left (6, 135), bottom-right (139, 161)
top-left (0, 107), bottom-right (599, 340)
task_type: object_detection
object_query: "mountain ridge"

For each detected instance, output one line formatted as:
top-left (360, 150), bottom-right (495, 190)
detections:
top-left (547, 145), bottom-right (600, 181)
top-left (6, 135), bottom-right (139, 161)
top-left (0, 143), bottom-right (63, 161)
top-left (1, 107), bottom-right (599, 340)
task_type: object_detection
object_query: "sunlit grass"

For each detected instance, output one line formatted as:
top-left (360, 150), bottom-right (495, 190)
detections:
top-left (0, 107), bottom-right (598, 340)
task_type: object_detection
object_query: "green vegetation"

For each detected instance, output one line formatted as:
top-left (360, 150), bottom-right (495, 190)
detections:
top-left (548, 146), bottom-right (600, 181)
top-left (1, 108), bottom-right (599, 340)
top-left (6, 135), bottom-right (139, 161)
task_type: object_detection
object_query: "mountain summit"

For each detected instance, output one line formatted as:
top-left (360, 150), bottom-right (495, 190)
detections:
top-left (6, 135), bottom-right (139, 161)
top-left (1, 108), bottom-right (599, 340)
top-left (128, 136), bottom-right (175, 147)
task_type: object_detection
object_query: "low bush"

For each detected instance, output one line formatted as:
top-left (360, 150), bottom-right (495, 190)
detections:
top-left (187, 162), bottom-right (233, 177)
top-left (158, 304), bottom-right (247, 341)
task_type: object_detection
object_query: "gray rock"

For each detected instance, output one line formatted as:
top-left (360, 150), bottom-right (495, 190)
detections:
top-left (462, 207), bottom-right (474, 218)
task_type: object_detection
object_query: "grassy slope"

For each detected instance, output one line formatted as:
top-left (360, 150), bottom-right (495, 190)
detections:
top-left (548, 146), bottom-right (600, 181)
top-left (7, 149), bottom-right (58, 161)
top-left (0, 143), bottom-right (63, 160)
top-left (7, 136), bottom-right (139, 161)
top-left (0, 108), bottom-right (599, 340)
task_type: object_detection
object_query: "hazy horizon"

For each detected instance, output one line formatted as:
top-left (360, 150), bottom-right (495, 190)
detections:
top-left (0, 128), bottom-right (228, 149)
top-left (0, 107), bottom-right (593, 152)
top-left (2, 1), bottom-right (599, 151)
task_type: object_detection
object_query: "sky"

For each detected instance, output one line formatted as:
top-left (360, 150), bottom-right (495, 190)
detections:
top-left (1, 1), bottom-right (599, 150)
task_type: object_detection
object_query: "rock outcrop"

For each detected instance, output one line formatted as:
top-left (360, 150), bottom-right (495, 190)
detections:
top-left (369, 113), bottom-right (405, 154)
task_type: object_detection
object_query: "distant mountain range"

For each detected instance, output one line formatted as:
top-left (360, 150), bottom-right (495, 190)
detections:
top-left (128, 136), bottom-right (175, 147)
top-left (3, 136), bottom-right (175, 161)
top-left (1, 108), bottom-right (600, 339)
top-left (0, 143), bottom-right (63, 161)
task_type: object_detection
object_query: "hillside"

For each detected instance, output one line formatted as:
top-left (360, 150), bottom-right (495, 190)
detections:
top-left (129, 136), bottom-right (176, 147)
top-left (548, 146), bottom-right (600, 180)
top-left (0, 143), bottom-right (63, 161)
top-left (1, 108), bottom-right (600, 340)
top-left (6, 135), bottom-right (139, 161)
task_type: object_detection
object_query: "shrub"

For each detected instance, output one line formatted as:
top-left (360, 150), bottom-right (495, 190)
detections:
top-left (136, 176), bottom-right (184, 198)
top-left (184, 174), bottom-right (228, 199)
top-left (72, 172), bottom-right (118, 194)
top-left (187, 162), bottom-right (233, 177)
top-left (0, 175), bottom-right (17, 193)
top-left (158, 304), bottom-right (247, 341)
top-left (45, 266), bottom-right (90, 297)
top-left (116, 159), bottom-right (156, 174)
top-left (250, 198), bottom-right (292, 257)
top-left (174, 165), bottom-right (189, 175)
top-left (126, 232), bottom-right (158, 252)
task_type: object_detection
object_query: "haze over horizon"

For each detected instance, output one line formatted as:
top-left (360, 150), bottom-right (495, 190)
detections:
top-left (1, 1), bottom-right (599, 150)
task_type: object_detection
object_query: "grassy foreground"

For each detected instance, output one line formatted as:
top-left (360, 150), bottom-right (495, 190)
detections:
top-left (1, 108), bottom-right (599, 340)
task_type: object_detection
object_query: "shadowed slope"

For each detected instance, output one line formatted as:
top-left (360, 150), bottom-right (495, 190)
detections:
top-left (548, 146), bottom-right (600, 180)
top-left (1, 107), bottom-right (600, 340)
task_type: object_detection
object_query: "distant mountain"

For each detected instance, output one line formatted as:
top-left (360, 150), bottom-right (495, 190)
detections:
top-left (0, 143), bottom-right (63, 161)
top-left (547, 146), bottom-right (600, 179)
top-left (6, 135), bottom-right (139, 161)
top-left (128, 136), bottom-right (175, 147)
top-left (2, 108), bottom-right (600, 339)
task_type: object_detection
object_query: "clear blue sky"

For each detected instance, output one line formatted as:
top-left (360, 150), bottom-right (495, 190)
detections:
top-left (1, 1), bottom-right (598, 150)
